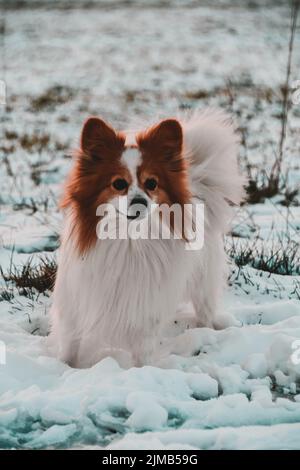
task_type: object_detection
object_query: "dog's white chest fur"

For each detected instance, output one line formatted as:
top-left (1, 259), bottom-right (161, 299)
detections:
top-left (49, 224), bottom-right (195, 367)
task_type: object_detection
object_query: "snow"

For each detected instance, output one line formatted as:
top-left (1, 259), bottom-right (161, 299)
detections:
top-left (0, 0), bottom-right (300, 450)
top-left (125, 394), bottom-right (168, 431)
top-left (1, 285), bottom-right (300, 449)
top-left (107, 422), bottom-right (300, 450)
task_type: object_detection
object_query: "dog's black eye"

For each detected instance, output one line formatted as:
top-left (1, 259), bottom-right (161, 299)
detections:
top-left (145, 178), bottom-right (158, 191)
top-left (112, 178), bottom-right (128, 191)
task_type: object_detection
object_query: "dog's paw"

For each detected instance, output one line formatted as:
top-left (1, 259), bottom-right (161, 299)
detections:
top-left (212, 312), bottom-right (241, 330)
top-left (168, 304), bottom-right (198, 336)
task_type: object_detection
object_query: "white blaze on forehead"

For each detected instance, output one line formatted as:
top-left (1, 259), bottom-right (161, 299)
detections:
top-left (121, 147), bottom-right (142, 185)
top-left (124, 131), bottom-right (136, 147)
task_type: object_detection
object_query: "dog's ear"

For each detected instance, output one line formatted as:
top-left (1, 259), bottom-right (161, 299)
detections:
top-left (80, 117), bottom-right (125, 160)
top-left (150, 119), bottom-right (183, 157)
top-left (137, 119), bottom-right (183, 167)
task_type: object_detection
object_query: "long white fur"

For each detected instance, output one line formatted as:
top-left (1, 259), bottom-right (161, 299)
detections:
top-left (48, 109), bottom-right (245, 368)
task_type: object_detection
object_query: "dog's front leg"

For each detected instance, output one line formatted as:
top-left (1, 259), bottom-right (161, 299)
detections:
top-left (132, 333), bottom-right (161, 366)
top-left (190, 239), bottom-right (239, 330)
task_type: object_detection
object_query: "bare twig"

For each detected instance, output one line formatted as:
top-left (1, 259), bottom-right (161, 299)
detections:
top-left (271, 0), bottom-right (299, 185)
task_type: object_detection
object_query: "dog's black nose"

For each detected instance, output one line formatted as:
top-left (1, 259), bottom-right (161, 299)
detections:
top-left (130, 197), bottom-right (148, 208)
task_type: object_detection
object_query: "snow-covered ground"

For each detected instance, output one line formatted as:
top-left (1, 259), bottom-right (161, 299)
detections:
top-left (0, 0), bottom-right (300, 449)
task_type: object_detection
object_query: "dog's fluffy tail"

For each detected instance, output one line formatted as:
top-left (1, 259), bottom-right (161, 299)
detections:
top-left (181, 109), bottom-right (246, 232)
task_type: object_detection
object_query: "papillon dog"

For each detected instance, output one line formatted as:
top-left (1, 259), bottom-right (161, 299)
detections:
top-left (48, 110), bottom-right (245, 368)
